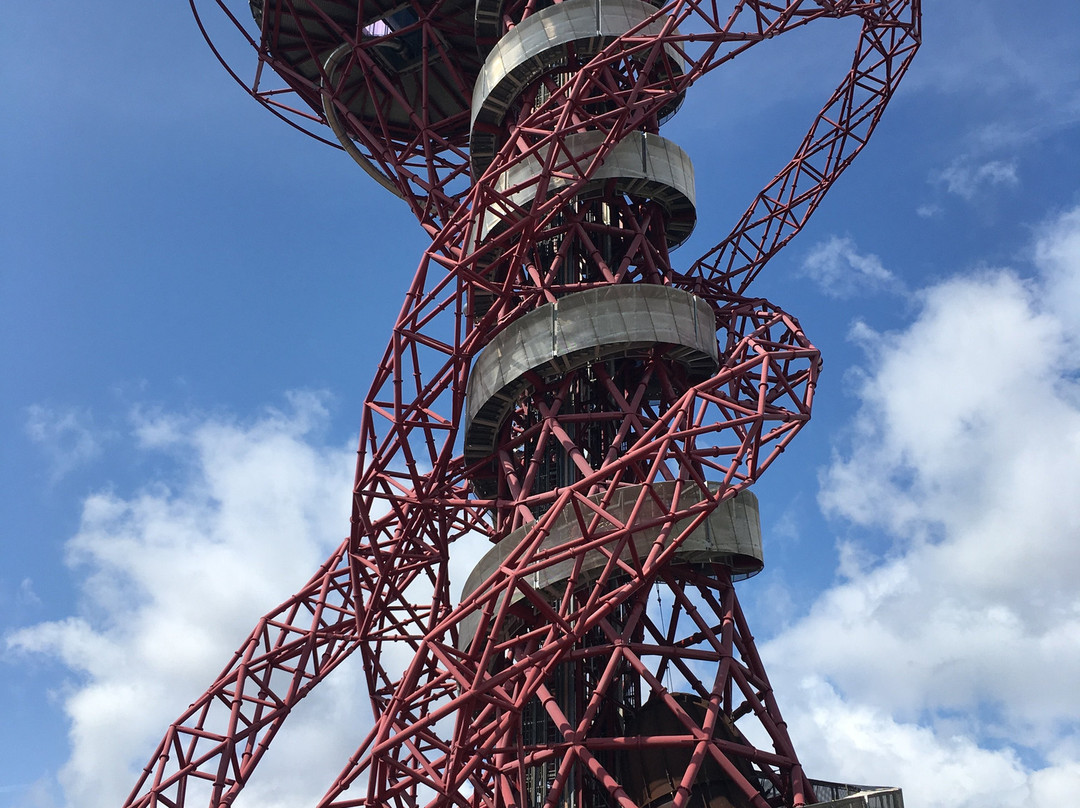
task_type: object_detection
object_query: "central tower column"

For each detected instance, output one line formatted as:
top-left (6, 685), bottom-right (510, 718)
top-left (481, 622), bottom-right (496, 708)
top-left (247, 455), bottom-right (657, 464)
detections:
top-left (453, 2), bottom-right (815, 807)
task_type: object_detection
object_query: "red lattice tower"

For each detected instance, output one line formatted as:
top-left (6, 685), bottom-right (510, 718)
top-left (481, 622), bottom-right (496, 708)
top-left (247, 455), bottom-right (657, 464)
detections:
top-left (128, 1), bottom-right (920, 806)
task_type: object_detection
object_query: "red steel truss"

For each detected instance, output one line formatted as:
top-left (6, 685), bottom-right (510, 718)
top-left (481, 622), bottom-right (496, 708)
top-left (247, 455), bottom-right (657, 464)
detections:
top-left (125, 1), bottom-right (920, 806)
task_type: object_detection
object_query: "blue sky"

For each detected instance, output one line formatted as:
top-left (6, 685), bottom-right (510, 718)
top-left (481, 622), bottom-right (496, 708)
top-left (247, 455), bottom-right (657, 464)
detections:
top-left (3, 2), bottom-right (1080, 806)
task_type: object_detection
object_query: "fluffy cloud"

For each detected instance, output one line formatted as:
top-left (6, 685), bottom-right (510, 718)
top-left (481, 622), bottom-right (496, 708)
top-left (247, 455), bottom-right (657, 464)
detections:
top-left (762, 208), bottom-right (1080, 803)
top-left (800, 236), bottom-right (901, 298)
top-left (8, 392), bottom-right (365, 808)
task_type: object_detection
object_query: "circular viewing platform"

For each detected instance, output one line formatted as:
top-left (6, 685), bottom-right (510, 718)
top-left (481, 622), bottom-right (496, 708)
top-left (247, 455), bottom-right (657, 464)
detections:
top-left (464, 285), bottom-right (718, 494)
top-left (457, 481), bottom-right (765, 649)
top-left (252, 0), bottom-right (482, 141)
top-left (470, 0), bottom-right (685, 175)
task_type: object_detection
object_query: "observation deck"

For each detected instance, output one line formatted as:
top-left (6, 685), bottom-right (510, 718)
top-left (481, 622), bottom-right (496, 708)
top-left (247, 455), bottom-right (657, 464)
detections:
top-left (457, 482), bottom-right (764, 650)
top-left (252, 0), bottom-right (482, 140)
top-left (463, 285), bottom-right (717, 495)
top-left (469, 0), bottom-right (685, 174)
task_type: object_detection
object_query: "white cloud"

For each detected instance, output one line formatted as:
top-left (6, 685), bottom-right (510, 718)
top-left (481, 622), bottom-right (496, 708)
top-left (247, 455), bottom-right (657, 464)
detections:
top-left (785, 677), bottom-right (1035, 807)
top-left (25, 405), bottom-right (102, 482)
top-left (761, 207), bottom-right (1080, 803)
top-left (17, 578), bottom-right (42, 608)
top-left (7, 393), bottom-right (364, 808)
top-left (800, 236), bottom-right (900, 298)
top-left (937, 158), bottom-right (1018, 200)
top-left (1035, 205), bottom-right (1080, 331)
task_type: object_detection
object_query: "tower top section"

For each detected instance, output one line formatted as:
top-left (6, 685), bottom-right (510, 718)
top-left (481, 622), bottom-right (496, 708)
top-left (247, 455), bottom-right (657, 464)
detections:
top-left (251, 0), bottom-right (480, 140)
top-left (194, 0), bottom-right (921, 289)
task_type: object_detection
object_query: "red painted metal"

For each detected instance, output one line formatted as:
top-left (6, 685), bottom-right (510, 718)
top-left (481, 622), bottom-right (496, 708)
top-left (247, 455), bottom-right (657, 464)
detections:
top-left (126, 1), bottom-right (920, 806)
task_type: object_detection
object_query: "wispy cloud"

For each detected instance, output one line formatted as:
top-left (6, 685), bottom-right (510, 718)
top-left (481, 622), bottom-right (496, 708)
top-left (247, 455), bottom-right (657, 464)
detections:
top-left (25, 406), bottom-right (102, 483)
top-left (936, 158), bottom-right (1019, 200)
top-left (16, 579), bottom-right (41, 608)
top-left (800, 236), bottom-right (902, 298)
top-left (910, 9), bottom-right (1080, 216)
top-left (2, 777), bottom-right (60, 808)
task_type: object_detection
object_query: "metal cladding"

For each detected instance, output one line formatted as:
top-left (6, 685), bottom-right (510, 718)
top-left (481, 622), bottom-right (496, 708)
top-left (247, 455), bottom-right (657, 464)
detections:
top-left (464, 285), bottom-right (717, 489)
top-left (469, 0), bottom-right (685, 175)
top-left (474, 130), bottom-right (697, 245)
top-left (131, 0), bottom-right (922, 806)
top-left (456, 483), bottom-right (764, 649)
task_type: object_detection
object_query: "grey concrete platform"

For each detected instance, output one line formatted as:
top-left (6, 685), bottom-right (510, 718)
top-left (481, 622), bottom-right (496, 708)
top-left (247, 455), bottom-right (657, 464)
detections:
top-left (470, 0), bottom-right (685, 174)
top-left (473, 130), bottom-right (696, 247)
top-left (463, 285), bottom-right (717, 483)
top-left (456, 481), bottom-right (763, 649)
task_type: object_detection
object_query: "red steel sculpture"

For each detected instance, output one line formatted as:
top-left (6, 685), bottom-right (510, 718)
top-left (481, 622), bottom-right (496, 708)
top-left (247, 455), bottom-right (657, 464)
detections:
top-left (128, 0), bottom-right (920, 806)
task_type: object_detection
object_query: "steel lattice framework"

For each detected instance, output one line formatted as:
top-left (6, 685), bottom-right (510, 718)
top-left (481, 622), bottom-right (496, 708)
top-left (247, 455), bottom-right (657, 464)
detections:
top-left (126, 1), bottom-right (920, 806)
